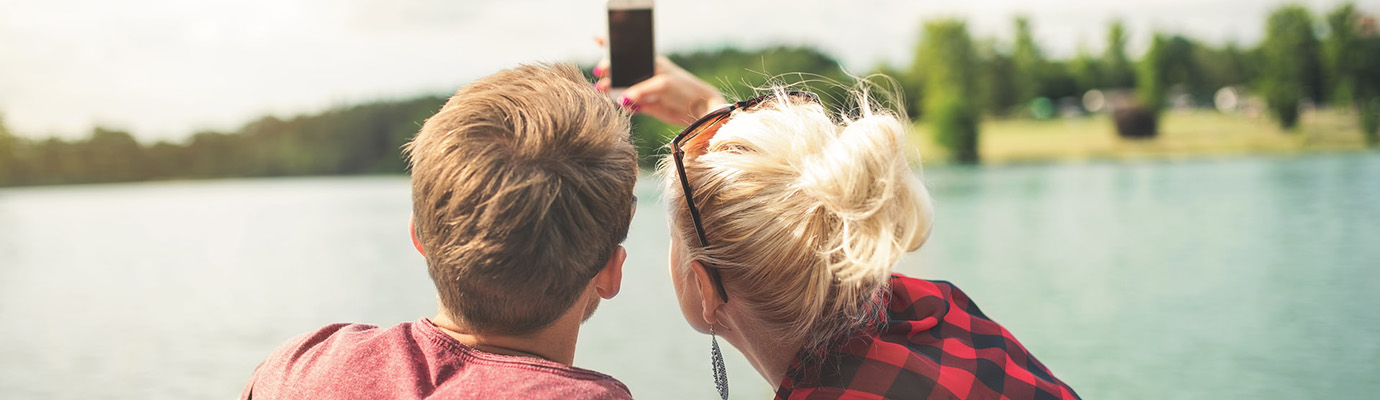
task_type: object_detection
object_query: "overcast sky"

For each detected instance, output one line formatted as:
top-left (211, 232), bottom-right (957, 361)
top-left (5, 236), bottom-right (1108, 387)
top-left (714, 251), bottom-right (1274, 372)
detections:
top-left (0, 0), bottom-right (1370, 142)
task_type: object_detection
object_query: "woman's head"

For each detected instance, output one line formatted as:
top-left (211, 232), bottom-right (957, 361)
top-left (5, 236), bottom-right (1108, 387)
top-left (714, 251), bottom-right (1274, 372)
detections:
top-left (661, 86), bottom-right (934, 352)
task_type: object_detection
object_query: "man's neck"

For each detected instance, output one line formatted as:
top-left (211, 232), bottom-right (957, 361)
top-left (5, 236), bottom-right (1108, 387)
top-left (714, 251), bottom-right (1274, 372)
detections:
top-left (430, 301), bottom-right (588, 366)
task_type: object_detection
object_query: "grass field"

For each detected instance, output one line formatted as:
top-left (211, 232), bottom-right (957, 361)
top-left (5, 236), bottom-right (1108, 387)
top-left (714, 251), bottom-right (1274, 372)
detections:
top-left (908, 109), bottom-right (1377, 165)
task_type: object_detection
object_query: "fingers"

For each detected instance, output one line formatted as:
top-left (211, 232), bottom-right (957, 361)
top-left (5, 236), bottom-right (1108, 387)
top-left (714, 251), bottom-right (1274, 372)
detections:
top-left (594, 58), bottom-right (610, 78)
top-left (592, 35), bottom-right (609, 89)
top-left (595, 54), bottom-right (700, 122)
top-left (592, 36), bottom-right (610, 86)
top-left (620, 76), bottom-right (669, 113)
top-left (593, 57), bottom-right (611, 94)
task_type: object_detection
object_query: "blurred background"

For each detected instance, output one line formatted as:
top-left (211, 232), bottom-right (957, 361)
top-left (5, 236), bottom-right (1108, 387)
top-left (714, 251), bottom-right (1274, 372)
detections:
top-left (1, 0), bottom-right (1378, 399)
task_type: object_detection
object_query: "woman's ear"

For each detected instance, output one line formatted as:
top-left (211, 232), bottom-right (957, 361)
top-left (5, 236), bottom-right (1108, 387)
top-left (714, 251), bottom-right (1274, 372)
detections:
top-left (688, 260), bottom-right (723, 326)
top-left (594, 246), bottom-right (626, 299)
top-left (409, 215), bottom-right (425, 256)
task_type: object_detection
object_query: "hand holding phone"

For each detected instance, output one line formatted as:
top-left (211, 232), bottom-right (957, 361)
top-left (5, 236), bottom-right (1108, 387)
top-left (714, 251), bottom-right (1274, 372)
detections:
top-left (595, 56), bottom-right (727, 126)
top-left (607, 0), bottom-right (655, 90)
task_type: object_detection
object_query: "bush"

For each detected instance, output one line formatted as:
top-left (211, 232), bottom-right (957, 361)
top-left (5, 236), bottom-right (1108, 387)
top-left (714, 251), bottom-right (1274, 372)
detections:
top-left (932, 98), bottom-right (980, 162)
top-left (1270, 97), bottom-right (1302, 129)
top-left (1113, 107), bottom-right (1159, 139)
top-left (1362, 98), bottom-right (1380, 146)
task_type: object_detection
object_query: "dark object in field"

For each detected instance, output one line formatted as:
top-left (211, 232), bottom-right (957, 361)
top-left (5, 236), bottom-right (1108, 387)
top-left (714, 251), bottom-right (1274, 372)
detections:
top-left (1113, 106), bottom-right (1158, 139)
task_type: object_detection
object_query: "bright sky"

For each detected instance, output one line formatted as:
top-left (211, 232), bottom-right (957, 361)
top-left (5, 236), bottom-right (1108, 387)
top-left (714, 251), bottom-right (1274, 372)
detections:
top-left (0, 0), bottom-right (1369, 142)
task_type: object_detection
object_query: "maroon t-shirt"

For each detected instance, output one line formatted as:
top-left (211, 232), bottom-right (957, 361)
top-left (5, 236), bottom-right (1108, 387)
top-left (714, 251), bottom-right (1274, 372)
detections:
top-left (240, 318), bottom-right (632, 400)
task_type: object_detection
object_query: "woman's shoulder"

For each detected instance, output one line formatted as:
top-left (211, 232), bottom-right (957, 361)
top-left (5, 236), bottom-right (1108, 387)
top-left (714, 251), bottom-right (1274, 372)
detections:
top-left (883, 274), bottom-right (979, 323)
top-left (887, 273), bottom-right (966, 300)
top-left (875, 274), bottom-right (1082, 400)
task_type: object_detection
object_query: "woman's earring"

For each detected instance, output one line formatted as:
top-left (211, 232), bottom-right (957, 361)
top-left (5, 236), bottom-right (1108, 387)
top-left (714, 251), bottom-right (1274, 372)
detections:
top-left (710, 326), bottom-right (729, 400)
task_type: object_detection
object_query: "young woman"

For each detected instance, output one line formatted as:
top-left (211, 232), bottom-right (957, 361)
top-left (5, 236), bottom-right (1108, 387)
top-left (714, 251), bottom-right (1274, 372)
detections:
top-left (597, 59), bottom-right (1080, 400)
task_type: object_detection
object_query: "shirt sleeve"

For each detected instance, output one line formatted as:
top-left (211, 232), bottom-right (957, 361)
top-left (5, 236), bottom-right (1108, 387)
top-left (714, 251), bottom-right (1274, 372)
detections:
top-left (238, 360), bottom-right (264, 400)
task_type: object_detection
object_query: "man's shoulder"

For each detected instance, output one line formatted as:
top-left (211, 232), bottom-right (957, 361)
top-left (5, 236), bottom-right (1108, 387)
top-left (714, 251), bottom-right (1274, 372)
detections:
top-left (241, 321), bottom-right (408, 399)
top-left (257, 321), bottom-right (402, 369)
top-left (280, 321), bottom-right (387, 354)
top-left (243, 319), bottom-right (632, 400)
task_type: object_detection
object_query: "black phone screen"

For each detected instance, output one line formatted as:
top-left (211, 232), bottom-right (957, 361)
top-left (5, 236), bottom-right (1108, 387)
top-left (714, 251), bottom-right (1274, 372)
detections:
top-left (608, 8), bottom-right (654, 88)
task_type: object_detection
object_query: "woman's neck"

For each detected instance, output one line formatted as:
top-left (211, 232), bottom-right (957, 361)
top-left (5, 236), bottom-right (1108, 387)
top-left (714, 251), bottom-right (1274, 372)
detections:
top-left (719, 314), bottom-right (807, 387)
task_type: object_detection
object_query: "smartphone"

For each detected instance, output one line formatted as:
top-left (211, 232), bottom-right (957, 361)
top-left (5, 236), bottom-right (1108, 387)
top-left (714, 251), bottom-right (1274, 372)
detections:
top-left (607, 0), bottom-right (655, 90)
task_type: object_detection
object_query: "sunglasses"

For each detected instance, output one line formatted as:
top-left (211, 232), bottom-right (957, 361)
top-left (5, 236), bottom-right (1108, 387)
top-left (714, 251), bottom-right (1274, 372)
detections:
top-left (670, 90), bottom-right (821, 303)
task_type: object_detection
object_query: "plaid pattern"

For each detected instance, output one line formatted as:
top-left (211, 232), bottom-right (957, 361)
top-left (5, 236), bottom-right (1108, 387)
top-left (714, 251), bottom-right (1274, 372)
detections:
top-left (774, 274), bottom-right (1080, 400)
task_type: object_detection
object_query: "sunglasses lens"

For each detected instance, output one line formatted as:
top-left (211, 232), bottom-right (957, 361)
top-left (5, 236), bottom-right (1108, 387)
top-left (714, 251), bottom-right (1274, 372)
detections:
top-left (681, 112), bottom-right (730, 157)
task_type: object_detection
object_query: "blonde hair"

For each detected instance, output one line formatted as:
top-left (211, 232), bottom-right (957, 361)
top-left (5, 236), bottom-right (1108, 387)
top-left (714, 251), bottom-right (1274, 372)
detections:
top-left (406, 63), bottom-right (637, 336)
top-left (660, 85), bottom-right (934, 352)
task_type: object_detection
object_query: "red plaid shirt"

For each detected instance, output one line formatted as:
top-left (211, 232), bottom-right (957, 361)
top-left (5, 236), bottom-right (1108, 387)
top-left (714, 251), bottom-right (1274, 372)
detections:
top-left (774, 274), bottom-right (1080, 400)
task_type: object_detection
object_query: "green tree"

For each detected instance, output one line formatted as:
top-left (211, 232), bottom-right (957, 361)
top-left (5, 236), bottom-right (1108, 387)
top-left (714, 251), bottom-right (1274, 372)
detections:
top-left (1071, 45), bottom-right (1104, 94)
top-left (1103, 21), bottom-right (1136, 89)
top-left (144, 141), bottom-right (188, 180)
top-left (1324, 3), bottom-right (1361, 105)
top-left (1129, 33), bottom-right (1199, 138)
top-left (1356, 32), bottom-right (1380, 145)
top-left (1137, 34), bottom-right (1197, 114)
top-left (29, 138), bottom-right (82, 185)
top-left (86, 127), bottom-right (145, 182)
top-left (1012, 16), bottom-right (1047, 104)
top-left (185, 131), bottom-right (241, 178)
top-left (976, 39), bottom-right (1019, 116)
top-left (1138, 34), bottom-right (1169, 117)
top-left (1261, 5), bottom-right (1322, 129)
top-left (919, 20), bottom-right (980, 163)
top-left (1196, 42), bottom-right (1257, 95)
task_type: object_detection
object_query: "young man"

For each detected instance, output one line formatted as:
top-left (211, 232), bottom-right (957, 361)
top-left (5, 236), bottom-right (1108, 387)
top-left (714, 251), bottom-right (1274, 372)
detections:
top-left (241, 63), bottom-right (639, 399)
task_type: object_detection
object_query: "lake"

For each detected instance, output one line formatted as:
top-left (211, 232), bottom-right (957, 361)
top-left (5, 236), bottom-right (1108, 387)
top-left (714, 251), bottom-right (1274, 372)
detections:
top-left (0, 153), bottom-right (1377, 399)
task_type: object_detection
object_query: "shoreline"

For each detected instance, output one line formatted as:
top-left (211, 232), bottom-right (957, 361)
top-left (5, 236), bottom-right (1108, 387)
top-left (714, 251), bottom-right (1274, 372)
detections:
top-left (908, 109), bottom-right (1376, 165)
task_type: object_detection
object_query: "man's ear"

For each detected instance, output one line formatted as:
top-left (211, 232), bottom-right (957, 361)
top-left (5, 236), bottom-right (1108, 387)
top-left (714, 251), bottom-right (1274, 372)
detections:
top-left (593, 246), bottom-right (626, 299)
top-left (409, 215), bottom-right (425, 256)
top-left (687, 260), bottom-right (723, 326)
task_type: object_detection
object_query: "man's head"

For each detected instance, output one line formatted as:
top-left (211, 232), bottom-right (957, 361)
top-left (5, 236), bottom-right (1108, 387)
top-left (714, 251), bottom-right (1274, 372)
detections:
top-left (405, 63), bottom-right (637, 336)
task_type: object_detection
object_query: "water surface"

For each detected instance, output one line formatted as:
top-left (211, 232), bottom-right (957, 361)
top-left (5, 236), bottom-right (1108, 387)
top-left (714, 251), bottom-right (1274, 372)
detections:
top-left (0, 153), bottom-right (1376, 399)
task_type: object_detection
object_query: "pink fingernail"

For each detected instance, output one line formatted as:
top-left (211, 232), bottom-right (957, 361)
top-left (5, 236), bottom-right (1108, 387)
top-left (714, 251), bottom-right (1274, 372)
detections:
top-left (619, 96), bottom-right (632, 108)
top-left (593, 66), bottom-right (605, 77)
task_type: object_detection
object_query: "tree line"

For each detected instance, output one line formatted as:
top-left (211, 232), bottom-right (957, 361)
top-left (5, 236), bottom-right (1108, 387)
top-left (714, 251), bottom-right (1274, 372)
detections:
top-left (906, 3), bottom-right (1380, 162)
top-left (0, 97), bottom-right (443, 186)
top-left (1, 2), bottom-right (1376, 186)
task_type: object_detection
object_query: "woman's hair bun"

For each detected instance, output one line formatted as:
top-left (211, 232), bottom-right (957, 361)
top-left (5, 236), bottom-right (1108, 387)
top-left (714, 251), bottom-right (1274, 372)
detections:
top-left (791, 96), bottom-right (931, 284)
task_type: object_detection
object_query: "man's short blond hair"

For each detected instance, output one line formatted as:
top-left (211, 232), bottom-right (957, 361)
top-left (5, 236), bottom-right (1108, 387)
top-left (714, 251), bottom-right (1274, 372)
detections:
top-left (405, 63), bottom-right (636, 336)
